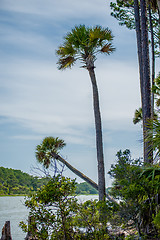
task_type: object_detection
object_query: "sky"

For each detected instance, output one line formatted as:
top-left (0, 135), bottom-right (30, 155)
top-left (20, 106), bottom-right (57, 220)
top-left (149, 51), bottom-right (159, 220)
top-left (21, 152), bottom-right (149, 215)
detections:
top-left (0, 0), bottom-right (156, 186)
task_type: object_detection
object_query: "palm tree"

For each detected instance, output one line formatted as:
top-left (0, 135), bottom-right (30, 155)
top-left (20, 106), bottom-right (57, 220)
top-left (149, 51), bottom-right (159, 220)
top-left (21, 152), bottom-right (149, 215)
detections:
top-left (56, 25), bottom-right (115, 201)
top-left (36, 136), bottom-right (117, 203)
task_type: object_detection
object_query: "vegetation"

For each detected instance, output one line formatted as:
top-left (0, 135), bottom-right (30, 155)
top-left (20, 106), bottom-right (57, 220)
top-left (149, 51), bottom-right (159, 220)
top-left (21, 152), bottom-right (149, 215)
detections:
top-left (0, 167), bottom-right (48, 196)
top-left (0, 166), bottom-right (97, 196)
top-left (20, 175), bottom-right (117, 240)
top-left (20, 153), bottom-right (160, 239)
top-left (108, 149), bottom-right (160, 239)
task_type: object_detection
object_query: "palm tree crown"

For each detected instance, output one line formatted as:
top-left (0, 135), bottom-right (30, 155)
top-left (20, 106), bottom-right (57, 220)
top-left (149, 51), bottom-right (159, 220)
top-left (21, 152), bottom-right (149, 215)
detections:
top-left (36, 137), bottom-right (66, 168)
top-left (56, 25), bottom-right (115, 70)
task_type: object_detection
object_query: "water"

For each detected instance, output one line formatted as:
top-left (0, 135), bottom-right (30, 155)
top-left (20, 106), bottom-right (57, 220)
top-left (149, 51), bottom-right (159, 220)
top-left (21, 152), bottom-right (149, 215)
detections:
top-left (0, 195), bottom-right (98, 240)
top-left (0, 196), bottom-right (29, 240)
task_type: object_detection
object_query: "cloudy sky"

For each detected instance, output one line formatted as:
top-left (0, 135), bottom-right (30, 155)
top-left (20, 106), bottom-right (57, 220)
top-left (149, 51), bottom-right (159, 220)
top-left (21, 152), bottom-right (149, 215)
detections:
top-left (0, 0), bottom-right (156, 186)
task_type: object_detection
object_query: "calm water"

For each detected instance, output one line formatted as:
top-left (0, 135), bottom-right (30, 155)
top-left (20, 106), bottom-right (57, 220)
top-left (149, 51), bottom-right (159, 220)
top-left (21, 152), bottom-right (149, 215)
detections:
top-left (0, 195), bottom-right (98, 240)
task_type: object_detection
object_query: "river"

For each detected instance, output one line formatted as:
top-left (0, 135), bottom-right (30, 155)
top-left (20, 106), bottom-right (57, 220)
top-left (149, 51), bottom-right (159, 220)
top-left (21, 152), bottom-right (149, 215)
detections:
top-left (0, 195), bottom-right (98, 240)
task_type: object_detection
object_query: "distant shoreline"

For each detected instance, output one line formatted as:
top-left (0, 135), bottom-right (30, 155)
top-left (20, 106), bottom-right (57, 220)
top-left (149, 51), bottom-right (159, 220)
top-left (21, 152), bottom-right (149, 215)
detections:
top-left (0, 193), bottom-right (98, 197)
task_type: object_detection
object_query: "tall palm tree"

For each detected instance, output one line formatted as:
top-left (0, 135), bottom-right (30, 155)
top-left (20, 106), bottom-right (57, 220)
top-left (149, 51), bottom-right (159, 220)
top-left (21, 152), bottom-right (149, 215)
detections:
top-left (56, 25), bottom-right (115, 201)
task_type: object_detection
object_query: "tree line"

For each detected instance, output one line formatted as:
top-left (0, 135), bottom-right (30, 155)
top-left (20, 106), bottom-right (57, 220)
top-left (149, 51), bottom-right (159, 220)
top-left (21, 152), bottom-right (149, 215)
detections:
top-left (0, 167), bottom-right (97, 196)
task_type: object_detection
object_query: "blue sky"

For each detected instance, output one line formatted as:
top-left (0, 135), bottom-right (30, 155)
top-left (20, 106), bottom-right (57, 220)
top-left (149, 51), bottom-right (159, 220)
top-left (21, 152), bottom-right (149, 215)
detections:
top-left (0, 0), bottom-right (153, 186)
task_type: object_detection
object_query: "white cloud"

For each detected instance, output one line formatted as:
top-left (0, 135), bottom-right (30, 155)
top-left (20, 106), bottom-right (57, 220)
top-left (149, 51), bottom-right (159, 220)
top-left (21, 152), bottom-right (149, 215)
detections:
top-left (1, 0), bottom-right (110, 22)
top-left (0, 54), bottom-right (141, 144)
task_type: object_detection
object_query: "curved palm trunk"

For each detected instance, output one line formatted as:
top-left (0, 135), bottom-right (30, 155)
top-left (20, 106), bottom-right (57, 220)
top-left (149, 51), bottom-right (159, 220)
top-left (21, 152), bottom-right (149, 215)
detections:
top-left (51, 152), bottom-right (117, 203)
top-left (86, 64), bottom-right (106, 201)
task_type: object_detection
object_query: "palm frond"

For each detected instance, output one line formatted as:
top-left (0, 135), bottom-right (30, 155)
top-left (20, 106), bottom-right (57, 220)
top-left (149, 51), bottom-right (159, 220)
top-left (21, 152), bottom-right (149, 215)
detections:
top-left (145, 119), bottom-right (160, 158)
top-left (100, 43), bottom-right (115, 54)
top-left (67, 25), bottom-right (90, 49)
top-left (133, 108), bottom-right (142, 124)
top-left (57, 56), bottom-right (76, 70)
top-left (89, 26), bottom-right (114, 43)
top-left (56, 43), bottom-right (77, 57)
top-left (140, 166), bottom-right (160, 183)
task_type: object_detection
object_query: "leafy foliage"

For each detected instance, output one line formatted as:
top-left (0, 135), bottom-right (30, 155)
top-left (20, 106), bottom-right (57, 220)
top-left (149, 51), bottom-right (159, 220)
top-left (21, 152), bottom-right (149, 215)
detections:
top-left (110, 1), bottom-right (135, 30)
top-left (108, 149), bottom-right (160, 238)
top-left (20, 175), bottom-right (113, 240)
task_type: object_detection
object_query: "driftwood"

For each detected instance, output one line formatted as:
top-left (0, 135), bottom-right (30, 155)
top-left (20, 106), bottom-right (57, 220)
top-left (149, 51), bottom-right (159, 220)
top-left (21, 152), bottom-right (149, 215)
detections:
top-left (1, 221), bottom-right (12, 240)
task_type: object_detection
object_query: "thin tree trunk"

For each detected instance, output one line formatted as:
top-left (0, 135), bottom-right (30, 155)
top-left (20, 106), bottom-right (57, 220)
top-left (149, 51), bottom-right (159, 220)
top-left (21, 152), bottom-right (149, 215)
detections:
top-left (148, 3), bottom-right (155, 119)
top-left (140, 0), bottom-right (153, 163)
top-left (133, 0), bottom-right (148, 164)
top-left (87, 66), bottom-right (106, 201)
top-left (134, 0), bottom-right (144, 104)
top-left (51, 152), bottom-right (117, 203)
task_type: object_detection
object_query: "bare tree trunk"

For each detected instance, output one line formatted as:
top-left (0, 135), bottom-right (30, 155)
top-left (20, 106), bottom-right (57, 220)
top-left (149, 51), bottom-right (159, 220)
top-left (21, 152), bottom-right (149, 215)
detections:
top-left (140, 0), bottom-right (153, 163)
top-left (134, 0), bottom-right (152, 163)
top-left (87, 66), bottom-right (106, 201)
top-left (148, 3), bottom-right (155, 119)
top-left (133, 0), bottom-right (149, 164)
top-left (134, 0), bottom-right (143, 104)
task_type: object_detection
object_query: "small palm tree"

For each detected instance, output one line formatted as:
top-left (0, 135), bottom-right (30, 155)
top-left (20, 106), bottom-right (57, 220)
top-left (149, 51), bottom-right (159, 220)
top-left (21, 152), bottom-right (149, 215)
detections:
top-left (56, 25), bottom-right (115, 201)
top-left (36, 136), bottom-right (117, 204)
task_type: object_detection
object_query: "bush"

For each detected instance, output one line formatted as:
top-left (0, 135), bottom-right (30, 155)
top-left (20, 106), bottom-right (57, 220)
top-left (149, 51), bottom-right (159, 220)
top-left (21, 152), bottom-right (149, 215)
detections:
top-left (20, 175), bottom-right (112, 240)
